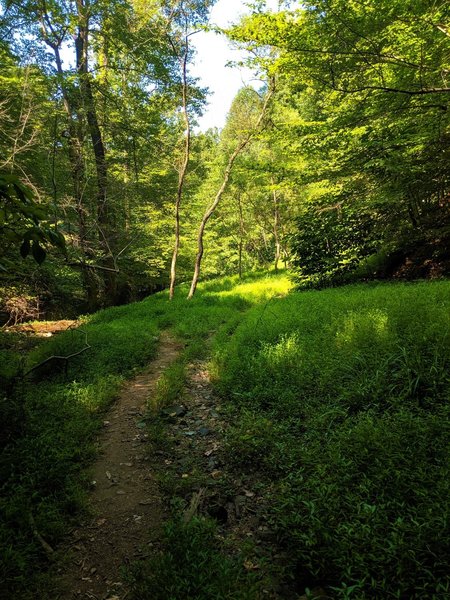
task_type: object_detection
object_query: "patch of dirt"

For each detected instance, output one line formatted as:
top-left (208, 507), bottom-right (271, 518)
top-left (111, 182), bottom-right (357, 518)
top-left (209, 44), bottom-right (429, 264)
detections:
top-left (57, 331), bottom-right (181, 600)
top-left (4, 320), bottom-right (77, 336)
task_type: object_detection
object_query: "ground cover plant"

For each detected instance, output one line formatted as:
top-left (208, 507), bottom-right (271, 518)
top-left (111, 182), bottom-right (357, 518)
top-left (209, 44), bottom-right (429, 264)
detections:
top-left (213, 280), bottom-right (450, 598)
top-left (1, 274), bottom-right (449, 598)
top-left (0, 272), bottom-right (291, 599)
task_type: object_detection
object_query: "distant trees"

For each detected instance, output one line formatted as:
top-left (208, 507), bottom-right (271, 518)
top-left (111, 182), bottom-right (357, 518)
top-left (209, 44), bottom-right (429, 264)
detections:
top-left (230, 0), bottom-right (450, 285)
top-left (1, 0), bottom-right (449, 319)
top-left (188, 85), bottom-right (274, 298)
top-left (0, 0), bottom-right (215, 312)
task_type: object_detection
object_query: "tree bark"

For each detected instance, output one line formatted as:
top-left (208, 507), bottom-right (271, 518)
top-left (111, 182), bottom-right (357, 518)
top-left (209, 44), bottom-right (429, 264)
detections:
top-left (75, 0), bottom-right (116, 304)
top-left (169, 34), bottom-right (191, 300)
top-left (272, 178), bottom-right (281, 272)
top-left (237, 192), bottom-right (244, 279)
top-left (43, 31), bottom-right (99, 309)
top-left (187, 87), bottom-right (274, 299)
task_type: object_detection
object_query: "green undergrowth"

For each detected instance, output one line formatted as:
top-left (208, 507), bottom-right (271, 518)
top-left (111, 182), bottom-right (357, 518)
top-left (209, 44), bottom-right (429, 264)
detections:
top-left (126, 517), bottom-right (261, 600)
top-left (0, 271), bottom-right (291, 599)
top-left (2, 273), bottom-right (448, 599)
top-left (213, 280), bottom-right (450, 598)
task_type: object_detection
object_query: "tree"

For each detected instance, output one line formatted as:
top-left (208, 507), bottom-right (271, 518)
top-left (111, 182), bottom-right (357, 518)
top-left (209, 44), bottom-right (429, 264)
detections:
top-left (229, 0), bottom-right (450, 283)
top-left (187, 85), bottom-right (274, 298)
top-left (167, 0), bottom-right (216, 300)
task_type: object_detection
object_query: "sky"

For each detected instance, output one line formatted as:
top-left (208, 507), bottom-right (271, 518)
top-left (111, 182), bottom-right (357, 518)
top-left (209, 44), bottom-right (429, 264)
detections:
top-left (190, 0), bottom-right (280, 131)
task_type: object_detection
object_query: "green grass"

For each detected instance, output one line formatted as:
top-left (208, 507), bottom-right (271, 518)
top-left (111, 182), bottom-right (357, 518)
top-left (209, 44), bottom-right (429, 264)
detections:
top-left (1, 273), bottom-right (449, 599)
top-left (0, 272), bottom-right (291, 599)
top-left (213, 280), bottom-right (450, 598)
top-left (126, 517), bottom-right (262, 600)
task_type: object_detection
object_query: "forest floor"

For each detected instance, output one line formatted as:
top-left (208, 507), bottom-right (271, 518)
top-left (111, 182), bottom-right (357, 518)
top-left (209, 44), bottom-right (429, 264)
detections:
top-left (57, 332), bottom-right (181, 600)
top-left (2, 274), bottom-right (449, 600)
top-left (57, 337), bottom-right (287, 600)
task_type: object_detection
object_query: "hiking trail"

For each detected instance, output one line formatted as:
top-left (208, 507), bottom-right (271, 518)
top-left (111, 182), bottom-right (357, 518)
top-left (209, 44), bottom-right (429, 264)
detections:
top-left (58, 331), bottom-right (181, 600)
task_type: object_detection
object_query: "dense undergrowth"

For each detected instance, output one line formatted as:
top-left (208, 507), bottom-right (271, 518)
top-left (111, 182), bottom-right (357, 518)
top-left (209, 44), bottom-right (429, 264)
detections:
top-left (0, 272), bottom-right (290, 599)
top-left (1, 273), bottom-right (449, 599)
top-left (213, 280), bottom-right (450, 598)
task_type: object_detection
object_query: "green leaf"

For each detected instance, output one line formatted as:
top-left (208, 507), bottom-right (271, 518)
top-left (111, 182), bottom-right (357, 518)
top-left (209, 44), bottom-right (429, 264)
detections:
top-left (20, 238), bottom-right (31, 258)
top-left (31, 240), bottom-right (46, 265)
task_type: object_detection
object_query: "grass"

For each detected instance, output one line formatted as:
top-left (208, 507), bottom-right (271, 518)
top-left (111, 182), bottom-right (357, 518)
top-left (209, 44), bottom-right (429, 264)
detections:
top-left (0, 271), bottom-right (291, 599)
top-left (1, 273), bottom-right (449, 598)
top-left (213, 280), bottom-right (450, 598)
top-left (125, 517), bottom-right (262, 600)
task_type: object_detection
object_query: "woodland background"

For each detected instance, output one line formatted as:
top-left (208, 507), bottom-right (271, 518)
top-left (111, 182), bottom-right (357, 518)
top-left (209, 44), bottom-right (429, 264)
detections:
top-left (1, 0), bottom-right (449, 322)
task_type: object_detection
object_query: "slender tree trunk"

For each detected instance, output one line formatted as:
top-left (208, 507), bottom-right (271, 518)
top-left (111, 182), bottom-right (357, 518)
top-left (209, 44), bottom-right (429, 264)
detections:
top-left (75, 0), bottom-right (116, 304)
top-left (169, 35), bottom-right (191, 300)
top-left (272, 177), bottom-right (281, 272)
top-left (188, 87), bottom-right (274, 299)
top-left (237, 192), bottom-right (244, 279)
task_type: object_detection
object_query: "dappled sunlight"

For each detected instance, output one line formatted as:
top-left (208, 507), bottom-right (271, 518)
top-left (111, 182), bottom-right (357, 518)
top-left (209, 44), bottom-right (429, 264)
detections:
top-left (65, 376), bottom-right (121, 412)
top-left (335, 308), bottom-right (390, 348)
top-left (213, 275), bottom-right (293, 302)
top-left (213, 279), bottom-right (450, 598)
top-left (261, 332), bottom-right (303, 371)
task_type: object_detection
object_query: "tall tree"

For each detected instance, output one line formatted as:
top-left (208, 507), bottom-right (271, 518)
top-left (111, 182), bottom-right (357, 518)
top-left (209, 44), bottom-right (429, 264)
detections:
top-left (188, 84), bottom-right (274, 298)
top-left (166, 0), bottom-right (216, 300)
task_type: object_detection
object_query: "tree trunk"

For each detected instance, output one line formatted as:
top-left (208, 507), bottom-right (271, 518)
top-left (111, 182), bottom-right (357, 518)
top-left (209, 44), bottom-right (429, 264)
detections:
top-left (237, 192), bottom-right (244, 279)
top-left (169, 35), bottom-right (191, 300)
top-left (75, 0), bottom-right (116, 304)
top-left (272, 178), bottom-right (281, 272)
top-left (48, 41), bottom-right (99, 309)
top-left (188, 87), bottom-right (274, 299)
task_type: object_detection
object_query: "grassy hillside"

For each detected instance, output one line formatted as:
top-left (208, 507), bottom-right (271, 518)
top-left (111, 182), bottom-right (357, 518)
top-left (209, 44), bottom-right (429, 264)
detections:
top-left (212, 281), bottom-right (450, 598)
top-left (0, 273), bottom-right (291, 598)
top-left (1, 274), bottom-right (449, 598)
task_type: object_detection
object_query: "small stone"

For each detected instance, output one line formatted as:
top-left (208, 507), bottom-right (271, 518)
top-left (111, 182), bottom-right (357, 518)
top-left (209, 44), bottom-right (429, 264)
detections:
top-left (161, 405), bottom-right (187, 419)
top-left (117, 490), bottom-right (126, 495)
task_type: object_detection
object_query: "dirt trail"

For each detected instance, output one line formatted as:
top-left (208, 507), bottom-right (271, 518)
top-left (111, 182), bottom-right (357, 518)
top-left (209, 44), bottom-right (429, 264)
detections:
top-left (58, 331), bottom-right (181, 600)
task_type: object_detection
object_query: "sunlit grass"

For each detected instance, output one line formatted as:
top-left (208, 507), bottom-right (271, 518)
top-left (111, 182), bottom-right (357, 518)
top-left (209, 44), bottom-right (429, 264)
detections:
top-left (214, 279), bottom-right (450, 598)
top-left (0, 271), bottom-right (291, 599)
top-left (2, 274), bottom-right (449, 599)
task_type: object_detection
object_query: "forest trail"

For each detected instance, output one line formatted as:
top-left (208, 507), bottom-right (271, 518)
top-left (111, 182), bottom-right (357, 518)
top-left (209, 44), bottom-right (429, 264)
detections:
top-left (58, 331), bottom-right (181, 600)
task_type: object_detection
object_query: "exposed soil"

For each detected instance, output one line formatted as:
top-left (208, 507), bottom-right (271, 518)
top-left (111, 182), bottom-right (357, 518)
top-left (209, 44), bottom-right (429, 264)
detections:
top-left (57, 331), bottom-right (181, 600)
top-left (5, 320), bottom-right (78, 335)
